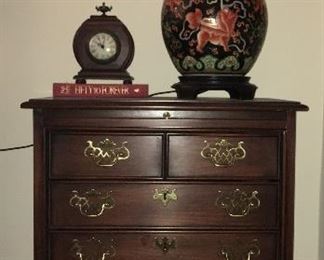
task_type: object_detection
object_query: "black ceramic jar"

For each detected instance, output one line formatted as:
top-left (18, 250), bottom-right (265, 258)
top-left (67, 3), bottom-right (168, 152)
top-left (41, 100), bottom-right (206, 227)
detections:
top-left (161, 0), bottom-right (268, 99)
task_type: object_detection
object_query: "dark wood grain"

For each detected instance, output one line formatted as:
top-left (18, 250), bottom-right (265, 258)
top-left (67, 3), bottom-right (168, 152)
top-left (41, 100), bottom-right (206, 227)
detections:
top-left (50, 231), bottom-right (278, 260)
top-left (21, 97), bottom-right (308, 260)
top-left (50, 183), bottom-right (278, 228)
top-left (280, 112), bottom-right (297, 260)
top-left (168, 134), bottom-right (279, 179)
top-left (33, 110), bottom-right (48, 260)
top-left (50, 133), bottom-right (163, 179)
top-left (21, 97), bottom-right (309, 112)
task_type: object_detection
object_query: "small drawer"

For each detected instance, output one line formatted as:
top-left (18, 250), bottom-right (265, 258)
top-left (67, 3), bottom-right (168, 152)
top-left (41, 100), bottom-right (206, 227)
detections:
top-left (50, 132), bottom-right (163, 178)
top-left (51, 231), bottom-right (278, 260)
top-left (168, 134), bottom-right (279, 179)
top-left (51, 183), bottom-right (278, 228)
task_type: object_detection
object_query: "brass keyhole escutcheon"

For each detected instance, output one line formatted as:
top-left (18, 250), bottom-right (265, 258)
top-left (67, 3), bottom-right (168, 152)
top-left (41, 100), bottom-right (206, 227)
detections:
top-left (153, 188), bottom-right (177, 206)
top-left (155, 237), bottom-right (176, 253)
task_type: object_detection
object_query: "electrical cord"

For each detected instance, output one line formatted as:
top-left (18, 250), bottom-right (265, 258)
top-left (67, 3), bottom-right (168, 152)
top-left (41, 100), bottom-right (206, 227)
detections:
top-left (149, 90), bottom-right (176, 97)
top-left (0, 144), bottom-right (34, 152)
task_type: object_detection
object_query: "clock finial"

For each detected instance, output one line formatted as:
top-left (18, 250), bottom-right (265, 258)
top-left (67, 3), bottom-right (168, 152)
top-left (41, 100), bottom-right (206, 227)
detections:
top-left (96, 2), bottom-right (113, 16)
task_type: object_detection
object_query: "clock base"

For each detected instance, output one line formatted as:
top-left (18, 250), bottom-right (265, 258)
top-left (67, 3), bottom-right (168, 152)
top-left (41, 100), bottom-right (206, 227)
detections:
top-left (74, 70), bottom-right (134, 84)
top-left (172, 76), bottom-right (257, 100)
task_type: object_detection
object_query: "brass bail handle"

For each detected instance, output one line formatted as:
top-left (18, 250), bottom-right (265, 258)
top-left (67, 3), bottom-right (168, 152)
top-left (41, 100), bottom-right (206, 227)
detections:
top-left (84, 138), bottom-right (130, 167)
top-left (70, 237), bottom-right (116, 259)
top-left (215, 189), bottom-right (261, 218)
top-left (201, 139), bottom-right (247, 167)
top-left (220, 239), bottom-right (260, 260)
top-left (69, 189), bottom-right (115, 218)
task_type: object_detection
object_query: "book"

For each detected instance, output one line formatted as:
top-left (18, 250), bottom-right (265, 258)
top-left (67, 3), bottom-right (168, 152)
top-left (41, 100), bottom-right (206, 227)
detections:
top-left (53, 83), bottom-right (149, 98)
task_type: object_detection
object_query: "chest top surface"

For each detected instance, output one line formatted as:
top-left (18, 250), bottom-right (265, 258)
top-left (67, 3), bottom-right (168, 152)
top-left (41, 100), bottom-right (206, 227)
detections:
top-left (21, 97), bottom-right (308, 112)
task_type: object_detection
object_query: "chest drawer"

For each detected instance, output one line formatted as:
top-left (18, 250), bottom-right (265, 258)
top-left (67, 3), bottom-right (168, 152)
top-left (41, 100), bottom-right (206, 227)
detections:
top-left (50, 133), bottom-right (163, 178)
top-left (168, 134), bottom-right (280, 179)
top-left (51, 231), bottom-right (277, 260)
top-left (51, 183), bottom-right (278, 228)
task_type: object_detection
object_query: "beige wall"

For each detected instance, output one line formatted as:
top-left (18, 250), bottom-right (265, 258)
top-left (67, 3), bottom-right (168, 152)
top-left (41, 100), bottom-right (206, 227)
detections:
top-left (0, 1), bottom-right (323, 260)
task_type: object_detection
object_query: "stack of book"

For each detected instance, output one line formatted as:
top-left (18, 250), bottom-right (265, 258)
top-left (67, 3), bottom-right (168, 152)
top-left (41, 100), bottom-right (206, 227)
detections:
top-left (53, 83), bottom-right (149, 98)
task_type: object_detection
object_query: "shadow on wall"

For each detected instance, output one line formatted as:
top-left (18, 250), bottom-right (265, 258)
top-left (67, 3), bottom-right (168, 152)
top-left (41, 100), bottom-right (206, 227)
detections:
top-left (320, 143), bottom-right (324, 259)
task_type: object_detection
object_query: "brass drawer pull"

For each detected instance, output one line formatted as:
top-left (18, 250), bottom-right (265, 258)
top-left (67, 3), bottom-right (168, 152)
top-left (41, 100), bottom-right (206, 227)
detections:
top-left (220, 239), bottom-right (260, 260)
top-left (201, 139), bottom-right (246, 167)
top-left (153, 188), bottom-right (177, 206)
top-left (69, 189), bottom-right (115, 218)
top-left (70, 237), bottom-right (116, 259)
top-left (155, 237), bottom-right (176, 253)
top-left (216, 189), bottom-right (260, 217)
top-left (84, 138), bottom-right (130, 167)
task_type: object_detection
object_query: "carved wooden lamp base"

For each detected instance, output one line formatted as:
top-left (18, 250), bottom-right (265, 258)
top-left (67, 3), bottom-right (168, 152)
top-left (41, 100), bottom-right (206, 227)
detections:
top-left (172, 76), bottom-right (257, 100)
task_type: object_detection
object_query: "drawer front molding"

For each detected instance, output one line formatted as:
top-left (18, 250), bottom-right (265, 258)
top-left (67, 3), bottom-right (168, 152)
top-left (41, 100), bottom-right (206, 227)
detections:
top-left (70, 237), bottom-right (116, 259)
top-left (169, 135), bottom-right (279, 179)
top-left (216, 189), bottom-right (261, 218)
top-left (69, 189), bottom-right (115, 218)
top-left (84, 138), bottom-right (130, 167)
top-left (201, 139), bottom-right (246, 167)
top-left (51, 232), bottom-right (277, 260)
top-left (52, 184), bottom-right (277, 227)
top-left (51, 134), bottom-right (163, 178)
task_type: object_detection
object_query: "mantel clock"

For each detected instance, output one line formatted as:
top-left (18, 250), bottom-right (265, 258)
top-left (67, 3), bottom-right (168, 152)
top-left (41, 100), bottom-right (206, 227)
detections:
top-left (73, 2), bottom-right (135, 84)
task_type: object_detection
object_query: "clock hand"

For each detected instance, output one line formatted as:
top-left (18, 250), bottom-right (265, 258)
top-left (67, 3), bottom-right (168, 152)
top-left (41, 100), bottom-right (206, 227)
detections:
top-left (96, 41), bottom-right (105, 49)
top-left (100, 37), bottom-right (106, 47)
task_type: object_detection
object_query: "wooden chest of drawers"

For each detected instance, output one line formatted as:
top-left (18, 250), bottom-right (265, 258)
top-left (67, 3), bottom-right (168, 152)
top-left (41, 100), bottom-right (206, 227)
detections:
top-left (21, 97), bottom-right (307, 260)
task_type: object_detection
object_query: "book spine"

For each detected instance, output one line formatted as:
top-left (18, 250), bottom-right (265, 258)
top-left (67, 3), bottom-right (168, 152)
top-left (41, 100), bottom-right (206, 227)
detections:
top-left (53, 83), bottom-right (149, 98)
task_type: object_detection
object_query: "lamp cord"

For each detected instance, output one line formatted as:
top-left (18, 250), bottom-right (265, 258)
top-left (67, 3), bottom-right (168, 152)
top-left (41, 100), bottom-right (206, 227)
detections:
top-left (148, 90), bottom-right (176, 97)
top-left (0, 144), bottom-right (34, 152)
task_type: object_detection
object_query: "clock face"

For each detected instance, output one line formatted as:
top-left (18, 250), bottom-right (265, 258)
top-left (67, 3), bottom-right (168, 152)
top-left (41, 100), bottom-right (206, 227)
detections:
top-left (88, 32), bottom-right (118, 61)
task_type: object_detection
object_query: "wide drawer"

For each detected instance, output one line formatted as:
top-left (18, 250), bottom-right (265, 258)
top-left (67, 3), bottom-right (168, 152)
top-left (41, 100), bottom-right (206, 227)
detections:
top-left (168, 134), bottom-right (279, 179)
top-left (50, 132), bottom-right (163, 178)
top-left (51, 183), bottom-right (278, 228)
top-left (51, 231), bottom-right (277, 260)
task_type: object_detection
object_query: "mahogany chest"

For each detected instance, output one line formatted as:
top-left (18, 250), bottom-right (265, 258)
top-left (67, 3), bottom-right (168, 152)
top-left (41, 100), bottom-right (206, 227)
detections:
top-left (21, 97), bottom-right (308, 260)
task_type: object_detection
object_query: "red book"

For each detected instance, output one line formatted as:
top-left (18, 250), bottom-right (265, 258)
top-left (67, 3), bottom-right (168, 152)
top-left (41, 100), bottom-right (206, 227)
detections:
top-left (53, 83), bottom-right (149, 98)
